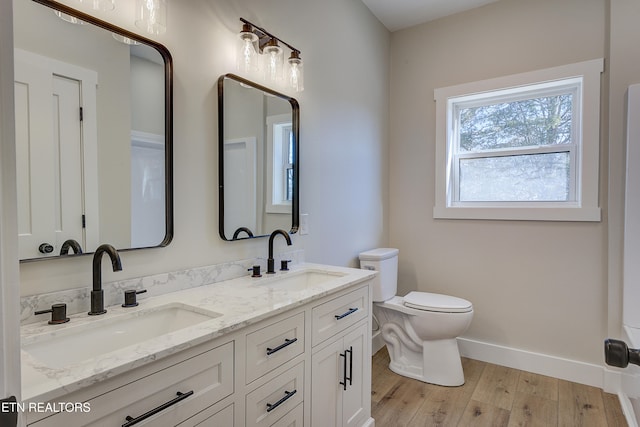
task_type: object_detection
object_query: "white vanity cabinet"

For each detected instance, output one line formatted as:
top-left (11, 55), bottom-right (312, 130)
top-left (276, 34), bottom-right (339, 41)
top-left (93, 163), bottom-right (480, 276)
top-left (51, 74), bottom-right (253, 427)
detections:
top-left (310, 289), bottom-right (372, 427)
top-left (24, 277), bottom-right (373, 427)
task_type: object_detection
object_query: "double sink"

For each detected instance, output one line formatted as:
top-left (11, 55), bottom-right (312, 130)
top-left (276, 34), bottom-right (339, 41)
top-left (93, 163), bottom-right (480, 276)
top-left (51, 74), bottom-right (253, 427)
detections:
top-left (22, 269), bottom-right (346, 370)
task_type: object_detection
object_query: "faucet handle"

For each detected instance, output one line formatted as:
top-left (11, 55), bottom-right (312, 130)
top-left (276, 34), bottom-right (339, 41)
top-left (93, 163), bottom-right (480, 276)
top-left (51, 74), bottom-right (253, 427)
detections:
top-left (280, 260), bottom-right (292, 271)
top-left (35, 303), bottom-right (70, 324)
top-left (249, 265), bottom-right (262, 278)
top-left (122, 289), bottom-right (147, 308)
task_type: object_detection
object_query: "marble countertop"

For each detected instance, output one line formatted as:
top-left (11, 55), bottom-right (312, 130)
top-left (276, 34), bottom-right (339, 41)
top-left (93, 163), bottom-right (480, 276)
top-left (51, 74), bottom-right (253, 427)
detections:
top-left (20, 263), bottom-right (376, 403)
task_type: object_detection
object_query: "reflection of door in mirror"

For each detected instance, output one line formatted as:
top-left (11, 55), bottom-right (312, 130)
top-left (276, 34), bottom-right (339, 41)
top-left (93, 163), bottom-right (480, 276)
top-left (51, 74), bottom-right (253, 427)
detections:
top-left (14, 49), bottom-right (99, 259)
top-left (223, 137), bottom-right (258, 235)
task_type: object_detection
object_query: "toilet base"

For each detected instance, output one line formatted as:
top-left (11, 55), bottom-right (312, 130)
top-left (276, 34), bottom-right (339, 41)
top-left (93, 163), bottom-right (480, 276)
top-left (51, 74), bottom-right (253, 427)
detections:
top-left (384, 338), bottom-right (465, 387)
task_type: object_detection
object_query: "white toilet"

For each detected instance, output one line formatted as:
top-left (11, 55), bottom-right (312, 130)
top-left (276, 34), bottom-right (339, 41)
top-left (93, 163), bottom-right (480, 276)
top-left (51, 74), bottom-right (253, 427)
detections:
top-left (359, 248), bottom-right (473, 386)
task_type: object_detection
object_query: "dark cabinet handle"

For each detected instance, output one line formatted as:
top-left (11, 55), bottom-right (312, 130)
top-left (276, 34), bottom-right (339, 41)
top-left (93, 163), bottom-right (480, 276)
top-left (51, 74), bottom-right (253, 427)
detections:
top-left (122, 390), bottom-right (193, 427)
top-left (266, 338), bottom-right (298, 356)
top-left (335, 307), bottom-right (358, 320)
top-left (339, 350), bottom-right (348, 390)
top-left (340, 346), bottom-right (354, 391)
top-left (266, 389), bottom-right (297, 413)
top-left (346, 346), bottom-right (353, 386)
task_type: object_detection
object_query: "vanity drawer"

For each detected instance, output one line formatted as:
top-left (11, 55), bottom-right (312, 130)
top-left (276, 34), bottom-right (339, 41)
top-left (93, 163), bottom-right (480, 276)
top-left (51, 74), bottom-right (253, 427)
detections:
top-left (312, 285), bottom-right (369, 346)
top-left (245, 362), bottom-right (304, 427)
top-left (30, 341), bottom-right (234, 427)
top-left (246, 312), bottom-right (305, 384)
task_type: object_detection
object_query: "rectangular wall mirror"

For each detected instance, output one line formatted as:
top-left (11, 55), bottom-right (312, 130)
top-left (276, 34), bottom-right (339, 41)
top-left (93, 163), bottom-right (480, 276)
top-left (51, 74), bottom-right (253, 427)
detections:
top-left (218, 74), bottom-right (299, 240)
top-left (14, 0), bottom-right (173, 261)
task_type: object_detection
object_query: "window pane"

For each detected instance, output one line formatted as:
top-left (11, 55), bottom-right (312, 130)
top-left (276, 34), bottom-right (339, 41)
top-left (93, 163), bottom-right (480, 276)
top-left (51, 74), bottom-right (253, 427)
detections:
top-left (286, 168), bottom-right (293, 201)
top-left (459, 94), bottom-right (573, 152)
top-left (459, 152), bottom-right (570, 202)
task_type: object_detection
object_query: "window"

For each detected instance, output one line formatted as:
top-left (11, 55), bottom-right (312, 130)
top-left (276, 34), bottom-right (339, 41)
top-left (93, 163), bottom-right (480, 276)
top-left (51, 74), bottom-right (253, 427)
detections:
top-left (433, 59), bottom-right (603, 221)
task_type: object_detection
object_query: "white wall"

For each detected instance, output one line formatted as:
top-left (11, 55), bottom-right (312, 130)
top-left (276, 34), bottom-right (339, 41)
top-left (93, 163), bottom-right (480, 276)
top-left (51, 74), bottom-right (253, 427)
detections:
top-left (389, 0), bottom-right (608, 365)
top-left (17, 0), bottom-right (390, 296)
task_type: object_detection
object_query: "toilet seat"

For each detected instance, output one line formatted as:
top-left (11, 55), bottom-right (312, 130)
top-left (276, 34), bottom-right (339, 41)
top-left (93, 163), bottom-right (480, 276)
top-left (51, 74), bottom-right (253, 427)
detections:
top-left (403, 291), bottom-right (472, 313)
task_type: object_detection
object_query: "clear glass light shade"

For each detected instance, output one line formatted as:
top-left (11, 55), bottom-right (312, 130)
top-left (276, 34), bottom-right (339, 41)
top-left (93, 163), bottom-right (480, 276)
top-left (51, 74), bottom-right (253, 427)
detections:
top-left (262, 41), bottom-right (284, 84)
top-left (135, 0), bottom-right (167, 35)
top-left (236, 31), bottom-right (259, 75)
top-left (80, 0), bottom-right (115, 11)
top-left (287, 53), bottom-right (304, 92)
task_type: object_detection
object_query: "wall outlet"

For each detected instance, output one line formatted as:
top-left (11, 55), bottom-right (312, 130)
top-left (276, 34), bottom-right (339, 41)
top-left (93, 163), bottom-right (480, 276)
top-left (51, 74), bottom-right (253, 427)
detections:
top-left (299, 213), bottom-right (309, 235)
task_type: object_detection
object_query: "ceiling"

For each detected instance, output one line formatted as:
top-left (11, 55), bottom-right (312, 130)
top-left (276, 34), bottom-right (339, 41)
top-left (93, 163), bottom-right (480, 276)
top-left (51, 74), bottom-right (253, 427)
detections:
top-left (361, 0), bottom-right (500, 32)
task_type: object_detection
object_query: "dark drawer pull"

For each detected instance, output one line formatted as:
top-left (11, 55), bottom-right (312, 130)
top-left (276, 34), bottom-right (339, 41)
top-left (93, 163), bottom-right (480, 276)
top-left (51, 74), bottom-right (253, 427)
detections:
top-left (122, 390), bottom-right (193, 427)
top-left (266, 338), bottom-right (298, 356)
top-left (334, 307), bottom-right (358, 320)
top-left (266, 389), bottom-right (297, 413)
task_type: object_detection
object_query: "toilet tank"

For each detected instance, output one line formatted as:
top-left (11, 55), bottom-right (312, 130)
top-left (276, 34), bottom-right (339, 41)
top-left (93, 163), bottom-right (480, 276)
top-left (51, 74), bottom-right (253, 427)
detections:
top-left (359, 248), bottom-right (399, 302)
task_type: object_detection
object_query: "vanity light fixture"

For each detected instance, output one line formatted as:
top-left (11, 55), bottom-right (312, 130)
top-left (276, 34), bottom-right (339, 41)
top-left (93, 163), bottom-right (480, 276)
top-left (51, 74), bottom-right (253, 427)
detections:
top-left (135, 0), bottom-right (168, 35)
top-left (237, 18), bottom-right (304, 92)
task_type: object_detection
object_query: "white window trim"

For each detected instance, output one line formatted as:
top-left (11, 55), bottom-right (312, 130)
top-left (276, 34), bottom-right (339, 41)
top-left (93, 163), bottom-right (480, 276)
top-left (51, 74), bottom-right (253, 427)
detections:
top-left (433, 58), bottom-right (603, 222)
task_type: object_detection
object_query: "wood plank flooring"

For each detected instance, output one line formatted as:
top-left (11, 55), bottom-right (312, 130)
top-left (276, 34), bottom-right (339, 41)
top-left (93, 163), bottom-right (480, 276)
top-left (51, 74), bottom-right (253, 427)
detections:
top-left (371, 347), bottom-right (628, 426)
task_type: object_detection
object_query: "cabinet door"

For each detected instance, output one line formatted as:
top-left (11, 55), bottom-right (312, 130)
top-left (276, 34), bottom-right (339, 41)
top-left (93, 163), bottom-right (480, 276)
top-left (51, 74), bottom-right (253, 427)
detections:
top-left (342, 323), bottom-right (369, 427)
top-left (311, 339), bottom-right (344, 426)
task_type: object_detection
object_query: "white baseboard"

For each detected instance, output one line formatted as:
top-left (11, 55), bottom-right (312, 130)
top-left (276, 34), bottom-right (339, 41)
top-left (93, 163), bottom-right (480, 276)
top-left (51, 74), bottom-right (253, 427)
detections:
top-left (457, 337), bottom-right (607, 389)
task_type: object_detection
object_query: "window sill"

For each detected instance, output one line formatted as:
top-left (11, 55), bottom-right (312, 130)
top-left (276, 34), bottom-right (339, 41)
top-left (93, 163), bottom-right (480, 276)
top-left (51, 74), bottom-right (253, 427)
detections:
top-left (433, 205), bottom-right (601, 222)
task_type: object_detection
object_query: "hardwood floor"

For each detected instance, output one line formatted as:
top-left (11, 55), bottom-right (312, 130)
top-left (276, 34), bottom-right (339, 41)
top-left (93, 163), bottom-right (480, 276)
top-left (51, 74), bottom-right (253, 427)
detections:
top-left (371, 347), bottom-right (628, 426)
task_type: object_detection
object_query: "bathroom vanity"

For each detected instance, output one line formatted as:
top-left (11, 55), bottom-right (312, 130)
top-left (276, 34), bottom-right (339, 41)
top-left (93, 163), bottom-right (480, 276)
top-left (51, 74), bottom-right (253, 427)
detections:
top-left (20, 264), bottom-right (375, 426)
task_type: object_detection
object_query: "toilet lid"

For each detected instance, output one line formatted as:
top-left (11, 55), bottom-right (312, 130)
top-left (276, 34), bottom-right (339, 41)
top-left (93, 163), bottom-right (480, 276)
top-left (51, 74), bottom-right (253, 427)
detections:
top-left (403, 291), bottom-right (472, 313)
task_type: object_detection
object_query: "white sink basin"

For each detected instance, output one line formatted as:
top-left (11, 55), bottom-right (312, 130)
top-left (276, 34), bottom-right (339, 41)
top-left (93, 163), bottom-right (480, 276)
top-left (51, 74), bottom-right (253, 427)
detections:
top-left (22, 303), bottom-right (221, 369)
top-left (260, 269), bottom-right (347, 291)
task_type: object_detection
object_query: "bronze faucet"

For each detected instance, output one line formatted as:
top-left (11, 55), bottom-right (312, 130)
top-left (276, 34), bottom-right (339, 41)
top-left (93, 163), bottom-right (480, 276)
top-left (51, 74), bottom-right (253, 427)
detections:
top-left (89, 244), bottom-right (122, 315)
top-left (267, 230), bottom-right (292, 274)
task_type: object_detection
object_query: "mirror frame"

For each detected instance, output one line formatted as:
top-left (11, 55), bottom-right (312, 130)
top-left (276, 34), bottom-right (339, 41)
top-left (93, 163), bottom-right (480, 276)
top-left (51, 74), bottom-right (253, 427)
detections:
top-left (20, 0), bottom-right (174, 261)
top-left (217, 73), bottom-right (299, 241)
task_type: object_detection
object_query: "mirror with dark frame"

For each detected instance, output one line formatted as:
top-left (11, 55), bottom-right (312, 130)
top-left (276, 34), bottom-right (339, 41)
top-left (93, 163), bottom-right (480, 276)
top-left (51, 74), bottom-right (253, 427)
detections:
top-left (14, 0), bottom-right (173, 261)
top-left (218, 74), bottom-right (299, 241)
